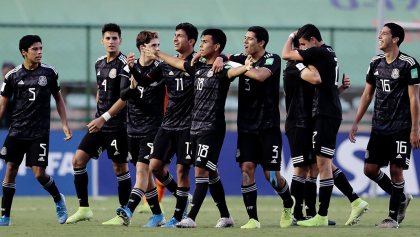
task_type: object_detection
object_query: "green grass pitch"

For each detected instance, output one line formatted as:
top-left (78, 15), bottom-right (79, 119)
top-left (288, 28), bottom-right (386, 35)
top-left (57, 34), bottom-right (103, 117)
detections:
top-left (2, 196), bottom-right (419, 236)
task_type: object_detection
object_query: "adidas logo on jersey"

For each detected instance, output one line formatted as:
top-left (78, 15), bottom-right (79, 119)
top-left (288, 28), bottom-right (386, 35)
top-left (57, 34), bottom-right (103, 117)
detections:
top-left (271, 159), bottom-right (277, 164)
top-left (169, 71), bottom-right (174, 76)
top-left (38, 157), bottom-right (45, 162)
top-left (186, 154), bottom-right (191, 159)
top-left (18, 80), bottom-right (24, 85)
top-left (374, 71), bottom-right (379, 76)
top-left (97, 71), bottom-right (100, 75)
top-left (396, 154), bottom-right (402, 159)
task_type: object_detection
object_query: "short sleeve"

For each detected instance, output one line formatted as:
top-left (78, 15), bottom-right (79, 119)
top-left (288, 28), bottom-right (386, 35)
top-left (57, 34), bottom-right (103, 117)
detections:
top-left (297, 47), bottom-right (322, 64)
top-left (221, 65), bottom-right (235, 82)
top-left (229, 53), bottom-right (247, 64)
top-left (260, 54), bottom-right (281, 75)
top-left (50, 71), bottom-right (61, 95)
top-left (1, 74), bottom-right (14, 98)
top-left (366, 60), bottom-right (376, 86)
top-left (408, 62), bottom-right (420, 86)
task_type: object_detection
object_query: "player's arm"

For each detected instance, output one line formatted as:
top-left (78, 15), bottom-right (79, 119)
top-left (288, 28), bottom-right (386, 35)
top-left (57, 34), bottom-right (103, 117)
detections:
top-left (53, 92), bottom-right (72, 140)
top-left (338, 73), bottom-right (351, 95)
top-left (87, 98), bottom-right (126, 133)
top-left (349, 83), bottom-right (375, 143)
top-left (126, 52), bottom-right (158, 87)
top-left (281, 32), bottom-right (304, 61)
top-left (120, 74), bottom-right (136, 101)
top-left (300, 65), bottom-right (321, 84)
top-left (228, 55), bottom-right (253, 79)
top-left (0, 96), bottom-right (10, 120)
top-left (144, 45), bottom-right (186, 71)
top-left (408, 85), bottom-right (420, 150)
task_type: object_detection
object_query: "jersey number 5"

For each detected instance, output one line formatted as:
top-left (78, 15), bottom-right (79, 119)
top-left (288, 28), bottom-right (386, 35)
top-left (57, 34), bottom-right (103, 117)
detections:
top-left (29, 88), bottom-right (36, 101)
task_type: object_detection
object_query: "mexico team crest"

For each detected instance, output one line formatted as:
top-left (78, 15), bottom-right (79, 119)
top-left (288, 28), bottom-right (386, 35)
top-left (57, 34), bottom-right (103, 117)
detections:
top-left (38, 76), bottom-right (47, 86)
top-left (207, 70), bottom-right (213, 77)
top-left (1, 147), bottom-right (6, 155)
top-left (391, 68), bottom-right (399, 79)
top-left (109, 68), bottom-right (117, 79)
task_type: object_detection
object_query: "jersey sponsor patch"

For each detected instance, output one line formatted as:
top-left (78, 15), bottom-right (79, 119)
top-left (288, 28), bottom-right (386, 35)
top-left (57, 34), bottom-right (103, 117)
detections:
top-left (265, 58), bottom-right (274, 65)
top-left (38, 76), bottom-right (47, 86)
top-left (109, 68), bottom-right (117, 79)
top-left (412, 68), bottom-right (418, 79)
top-left (391, 68), bottom-right (400, 79)
top-left (295, 63), bottom-right (306, 71)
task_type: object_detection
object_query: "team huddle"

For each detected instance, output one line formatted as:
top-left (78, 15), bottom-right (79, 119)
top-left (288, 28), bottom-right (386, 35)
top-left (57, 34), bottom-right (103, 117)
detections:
top-left (0, 21), bottom-right (419, 229)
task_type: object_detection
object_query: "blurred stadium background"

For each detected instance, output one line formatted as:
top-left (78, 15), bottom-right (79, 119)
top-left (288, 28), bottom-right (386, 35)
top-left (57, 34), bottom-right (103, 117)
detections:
top-left (1, 0), bottom-right (420, 199)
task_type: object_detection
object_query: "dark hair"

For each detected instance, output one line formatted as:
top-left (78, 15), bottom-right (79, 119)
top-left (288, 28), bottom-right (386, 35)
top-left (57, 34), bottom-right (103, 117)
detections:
top-left (2, 62), bottom-right (15, 70)
top-left (175, 22), bottom-right (198, 46)
top-left (384, 22), bottom-right (405, 47)
top-left (136, 30), bottom-right (159, 49)
top-left (292, 36), bottom-right (300, 48)
top-left (19, 35), bottom-right (42, 58)
top-left (102, 23), bottom-right (121, 37)
top-left (201, 28), bottom-right (227, 53)
top-left (297, 24), bottom-right (322, 42)
top-left (247, 26), bottom-right (269, 49)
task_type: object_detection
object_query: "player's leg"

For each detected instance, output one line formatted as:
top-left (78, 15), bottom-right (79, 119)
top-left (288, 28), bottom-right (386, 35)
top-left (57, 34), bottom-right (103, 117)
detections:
top-left (209, 169), bottom-right (232, 228)
top-left (291, 166), bottom-right (309, 222)
top-left (0, 136), bottom-right (26, 225)
top-left (142, 170), bottom-right (166, 227)
top-left (304, 163), bottom-right (318, 218)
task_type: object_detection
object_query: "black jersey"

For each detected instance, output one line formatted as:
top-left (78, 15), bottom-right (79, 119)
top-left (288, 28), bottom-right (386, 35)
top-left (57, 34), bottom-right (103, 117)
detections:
top-left (1, 63), bottom-right (60, 139)
top-left (122, 59), bottom-right (166, 138)
top-left (183, 61), bottom-right (234, 134)
top-left (366, 52), bottom-right (420, 135)
top-left (147, 52), bottom-right (195, 131)
top-left (283, 61), bottom-right (315, 133)
top-left (229, 52), bottom-right (281, 133)
top-left (95, 52), bottom-right (130, 132)
top-left (297, 44), bottom-right (342, 120)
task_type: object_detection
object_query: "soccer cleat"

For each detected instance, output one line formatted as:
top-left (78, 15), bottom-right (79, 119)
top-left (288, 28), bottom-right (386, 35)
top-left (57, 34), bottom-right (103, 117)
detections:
top-left (116, 206), bottom-right (132, 226)
top-left (240, 218), bottom-right (260, 229)
top-left (397, 193), bottom-right (413, 224)
top-left (328, 220), bottom-right (336, 225)
top-left (297, 214), bottom-right (328, 226)
top-left (183, 193), bottom-right (193, 219)
top-left (215, 216), bottom-right (234, 228)
top-left (161, 217), bottom-right (180, 228)
top-left (280, 196), bottom-right (295, 228)
top-left (345, 198), bottom-right (369, 226)
top-left (55, 193), bottom-right (68, 224)
top-left (376, 217), bottom-right (399, 228)
top-left (0, 216), bottom-right (11, 226)
top-left (65, 207), bottom-right (93, 224)
top-left (293, 216), bottom-right (336, 226)
top-left (176, 217), bottom-right (196, 228)
top-left (143, 213), bottom-right (166, 227)
top-left (102, 215), bottom-right (123, 225)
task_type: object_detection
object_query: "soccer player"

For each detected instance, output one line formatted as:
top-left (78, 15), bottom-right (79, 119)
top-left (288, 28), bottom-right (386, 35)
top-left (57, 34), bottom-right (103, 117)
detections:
top-left (144, 28), bottom-right (253, 228)
top-left (349, 22), bottom-right (420, 228)
top-left (0, 35), bottom-right (72, 226)
top-left (282, 24), bottom-right (368, 226)
top-left (217, 26), bottom-right (295, 229)
top-left (66, 23), bottom-right (132, 225)
top-left (115, 30), bottom-right (166, 227)
top-left (127, 23), bottom-right (197, 228)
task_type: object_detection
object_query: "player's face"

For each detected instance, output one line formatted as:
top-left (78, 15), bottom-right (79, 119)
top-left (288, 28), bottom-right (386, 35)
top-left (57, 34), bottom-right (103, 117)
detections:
top-left (23, 42), bottom-right (43, 63)
top-left (244, 31), bottom-right (261, 55)
top-left (148, 38), bottom-right (160, 51)
top-left (378, 26), bottom-right (395, 50)
top-left (173, 29), bottom-right (190, 52)
top-left (101, 31), bottom-right (122, 53)
top-left (199, 35), bottom-right (217, 58)
top-left (298, 37), bottom-right (316, 49)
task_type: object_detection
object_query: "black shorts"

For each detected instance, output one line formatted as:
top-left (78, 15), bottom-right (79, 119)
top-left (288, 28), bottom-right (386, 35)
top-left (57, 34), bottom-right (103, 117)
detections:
top-left (191, 130), bottom-right (225, 172)
top-left (312, 115), bottom-right (341, 159)
top-left (1, 135), bottom-right (49, 167)
top-left (365, 128), bottom-right (411, 170)
top-left (151, 128), bottom-right (193, 166)
top-left (77, 129), bottom-right (128, 163)
top-left (128, 134), bottom-right (156, 166)
top-left (236, 127), bottom-right (282, 171)
top-left (286, 127), bottom-right (316, 167)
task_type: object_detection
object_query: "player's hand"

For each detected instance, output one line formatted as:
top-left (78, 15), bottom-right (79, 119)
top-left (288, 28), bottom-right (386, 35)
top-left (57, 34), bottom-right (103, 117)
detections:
top-left (127, 53), bottom-right (135, 68)
top-left (410, 129), bottom-right (420, 150)
top-left (342, 73), bottom-right (351, 89)
top-left (130, 75), bottom-right (138, 89)
top-left (349, 123), bottom-right (358, 143)
top-left (245, 55), bottom-right (253, 71)
top-left (87, 117), bottom-right (106, 133)
top-left (63, 124), bottom-right (72, 141)
top-left (191, 51), bottom-right (202, 66)
top-left (212, 57), bottom-right (224, 73)
top-left (144, 44), bottom-right (159, 59)
top-left (291, 31), bottom-right (298, 36)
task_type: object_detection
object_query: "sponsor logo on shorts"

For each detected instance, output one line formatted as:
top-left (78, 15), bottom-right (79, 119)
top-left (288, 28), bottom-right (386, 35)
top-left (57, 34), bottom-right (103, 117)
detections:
top-left (271, 159), bottom-right (277, 164)
top-left (144, 155), bottom-right (149, 159)
top-left (128, 152), bottom-right (132, 160)
top-left (365, 150), bottom-right (369, 159)
top-left (114, 151), bottom-right (120, 155)
top-left (97, 147), bottom-right (103, 157)
top-left (186, 154), bottom-right (191, 159)
top-left (236, 149), bottom-right (240, 158)
top-left (38, 76), bottom-right (47, 86)
top-left (38, 157), bottom-right (45, 162)
top-left (396, 154), bottom-right (402, 159)
top-left (1, 147), bottom-right (7, 155)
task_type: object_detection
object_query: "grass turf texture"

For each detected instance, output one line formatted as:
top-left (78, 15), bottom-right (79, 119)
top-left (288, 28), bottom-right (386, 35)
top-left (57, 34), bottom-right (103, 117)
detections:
top-left (2, 196), bottom-right (419, 236)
